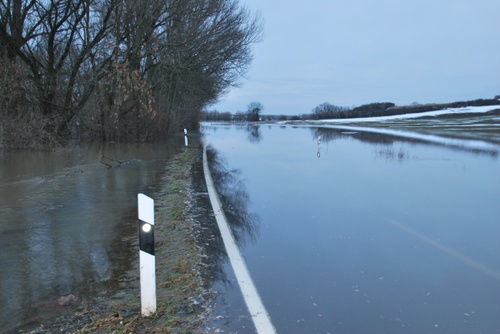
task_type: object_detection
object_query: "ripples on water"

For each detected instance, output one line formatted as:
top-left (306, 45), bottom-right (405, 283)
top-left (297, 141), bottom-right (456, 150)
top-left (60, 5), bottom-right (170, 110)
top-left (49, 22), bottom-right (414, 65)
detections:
top-left (0, 139), bottom-right (183, 332)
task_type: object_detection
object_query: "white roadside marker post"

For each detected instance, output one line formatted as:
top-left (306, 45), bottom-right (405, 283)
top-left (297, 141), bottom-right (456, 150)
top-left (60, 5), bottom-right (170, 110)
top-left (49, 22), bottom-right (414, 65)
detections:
top-left (184, 128), bottom-right (188, 146)
top-left (138, 193), bottom-right (156, 317)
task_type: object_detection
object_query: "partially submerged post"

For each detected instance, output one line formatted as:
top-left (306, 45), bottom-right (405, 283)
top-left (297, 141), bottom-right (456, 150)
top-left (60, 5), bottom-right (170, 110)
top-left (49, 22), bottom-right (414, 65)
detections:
top-left (137, 193), bottom-right (156, 316)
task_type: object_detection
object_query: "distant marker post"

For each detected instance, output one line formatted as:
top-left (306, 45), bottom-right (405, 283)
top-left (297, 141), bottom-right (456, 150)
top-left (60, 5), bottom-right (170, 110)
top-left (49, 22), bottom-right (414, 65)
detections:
top-left (184, 128), bottom-right (188, 146)
top-left (138, 193), bottom-right (156, 316)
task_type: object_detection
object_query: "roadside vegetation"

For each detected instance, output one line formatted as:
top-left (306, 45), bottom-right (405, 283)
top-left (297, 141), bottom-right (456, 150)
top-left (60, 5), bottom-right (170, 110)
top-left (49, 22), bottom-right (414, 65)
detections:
top-left (203, 97), bottom-right (500, 122)
top-left (0, 0), bottom-right (263, 149)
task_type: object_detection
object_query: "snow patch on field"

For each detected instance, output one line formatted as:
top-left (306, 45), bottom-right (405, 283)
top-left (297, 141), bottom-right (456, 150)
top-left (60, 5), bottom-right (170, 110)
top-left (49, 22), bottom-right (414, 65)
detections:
top-left (307, 105), bottom-right (500, 153)
top-left (317, 105), bottom-right (500, 123)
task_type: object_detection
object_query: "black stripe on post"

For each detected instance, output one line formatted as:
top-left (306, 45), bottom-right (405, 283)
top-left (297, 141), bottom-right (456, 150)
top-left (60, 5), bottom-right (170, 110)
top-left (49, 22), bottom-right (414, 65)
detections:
top-left (139, 220), bottom-right (155, 255)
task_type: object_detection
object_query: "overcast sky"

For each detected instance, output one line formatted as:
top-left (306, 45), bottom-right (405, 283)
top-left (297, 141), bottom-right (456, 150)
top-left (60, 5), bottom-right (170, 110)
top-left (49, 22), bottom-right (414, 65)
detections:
top-left (212, 0), bottom-right (500, 115)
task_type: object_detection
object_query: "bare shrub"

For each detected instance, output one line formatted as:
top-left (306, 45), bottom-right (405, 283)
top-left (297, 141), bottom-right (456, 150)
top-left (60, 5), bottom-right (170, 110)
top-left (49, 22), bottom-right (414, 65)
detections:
top-left (0, 56), bottom-right (63, 149)
top-left (1, 0), bottom-right (263, 148)
top-left (1, 111), bottom-right (65, 149)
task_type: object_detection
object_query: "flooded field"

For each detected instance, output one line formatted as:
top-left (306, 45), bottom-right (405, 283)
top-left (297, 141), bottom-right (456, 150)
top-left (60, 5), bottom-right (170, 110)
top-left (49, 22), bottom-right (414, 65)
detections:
top-left (202, 117), bottom-right (500, 333)
top-left (0, 139), bottom-right (184, 332)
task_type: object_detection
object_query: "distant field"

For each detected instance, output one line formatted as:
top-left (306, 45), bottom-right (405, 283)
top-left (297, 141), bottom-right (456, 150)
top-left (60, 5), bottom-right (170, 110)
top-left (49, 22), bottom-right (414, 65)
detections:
top-left (348, 113), bottom-right (500, 144)
top-left (305, 107), bottom-right (500, 145)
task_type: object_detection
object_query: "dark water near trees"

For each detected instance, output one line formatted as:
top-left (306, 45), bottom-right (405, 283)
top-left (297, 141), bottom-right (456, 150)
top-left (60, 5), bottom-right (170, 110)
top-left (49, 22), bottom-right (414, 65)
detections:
top-left (0, 139), bottom-right (184, 332)
top-left (202, 122), bottom-right (500, 333)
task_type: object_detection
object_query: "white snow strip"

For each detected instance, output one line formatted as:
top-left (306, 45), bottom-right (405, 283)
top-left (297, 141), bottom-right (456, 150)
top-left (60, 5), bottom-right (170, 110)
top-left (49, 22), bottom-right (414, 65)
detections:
top-left (386, 219), bottom-right (500, 280)
top-left (203, 145), bottom-right (276, 334)
top-left (316, 105), bottom-right (500, 123)
top-left (300, 105), bottom-right (500, 152)
top-left (322, 125), bottom-right (499, 152)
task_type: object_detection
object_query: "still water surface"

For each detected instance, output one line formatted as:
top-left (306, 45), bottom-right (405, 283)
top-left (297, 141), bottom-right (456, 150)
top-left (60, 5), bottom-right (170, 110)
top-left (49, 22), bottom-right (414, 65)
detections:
top-left (203, 123), bottom-right (500, 333)
top-left (0, 139), bottom-right (184, 332)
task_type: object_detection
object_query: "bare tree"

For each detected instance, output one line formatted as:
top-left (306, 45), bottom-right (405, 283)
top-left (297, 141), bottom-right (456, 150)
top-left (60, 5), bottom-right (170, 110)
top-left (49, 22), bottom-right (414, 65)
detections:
top-left (312, 102), bottom-right (346, 119)
top-left (150, 0), bottom-right (263, 132)
top-left (246, 101), bottom-right (263, 121)
top-left (0, 0), bottom-right (116, 140)
top-left (0, 0), bottom-right (263, 147)
top-left (93, 0), bottom-right (263, 140)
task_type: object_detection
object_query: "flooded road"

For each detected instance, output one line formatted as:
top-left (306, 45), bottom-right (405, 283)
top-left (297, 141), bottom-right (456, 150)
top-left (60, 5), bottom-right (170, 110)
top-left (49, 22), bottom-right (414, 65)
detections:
top-left (202, 121), bottom-right (500, 333)
top-left (0, 139), bottom-right (184, 332)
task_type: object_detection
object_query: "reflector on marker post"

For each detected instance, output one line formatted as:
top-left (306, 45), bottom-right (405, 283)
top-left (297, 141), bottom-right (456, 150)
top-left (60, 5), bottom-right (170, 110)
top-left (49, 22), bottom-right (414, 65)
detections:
top-left (138, 193), bottom-right (156, 316)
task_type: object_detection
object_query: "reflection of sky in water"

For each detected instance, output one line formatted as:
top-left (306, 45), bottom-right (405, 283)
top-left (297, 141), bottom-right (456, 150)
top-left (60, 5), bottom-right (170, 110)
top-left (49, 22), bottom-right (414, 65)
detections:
top-left (203, 123), bottom-right (500, 333)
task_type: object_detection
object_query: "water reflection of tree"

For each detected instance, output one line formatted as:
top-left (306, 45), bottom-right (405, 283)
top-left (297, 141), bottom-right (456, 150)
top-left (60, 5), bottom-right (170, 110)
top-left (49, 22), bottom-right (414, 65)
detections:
top-left (0, 141), bottom-right (164, 331)
top-left (374, 145), bottom-right (410, 163)
top-left (246, 125), bottom-right (262, 143)
top-left (190, 146), bottom-right (260, 284)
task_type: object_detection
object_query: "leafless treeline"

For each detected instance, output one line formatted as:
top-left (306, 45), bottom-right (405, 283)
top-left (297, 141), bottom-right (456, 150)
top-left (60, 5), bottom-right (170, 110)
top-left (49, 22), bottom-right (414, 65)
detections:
top-left (0, 0), bottom-right (262, 148)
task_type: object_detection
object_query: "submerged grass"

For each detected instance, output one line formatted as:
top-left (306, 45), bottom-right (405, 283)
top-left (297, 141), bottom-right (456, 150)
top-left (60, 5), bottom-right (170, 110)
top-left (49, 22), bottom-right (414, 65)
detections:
top-left (22, 143), bottom-right (210, 334)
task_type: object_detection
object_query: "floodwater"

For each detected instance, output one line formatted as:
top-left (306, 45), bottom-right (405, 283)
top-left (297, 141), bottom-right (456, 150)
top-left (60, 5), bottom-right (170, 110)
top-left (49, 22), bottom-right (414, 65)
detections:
top-left (202, 121), bottom-right (500, 333)
top-left (0, 139), bottom-right (185, 332)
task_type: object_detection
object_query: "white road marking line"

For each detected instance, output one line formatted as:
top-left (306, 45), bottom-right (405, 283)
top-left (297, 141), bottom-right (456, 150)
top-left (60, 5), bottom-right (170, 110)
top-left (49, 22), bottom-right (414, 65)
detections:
top-left (386, 218), bottom-right (500, 280)
top-left (203, 145), bottom-right (277, 334)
